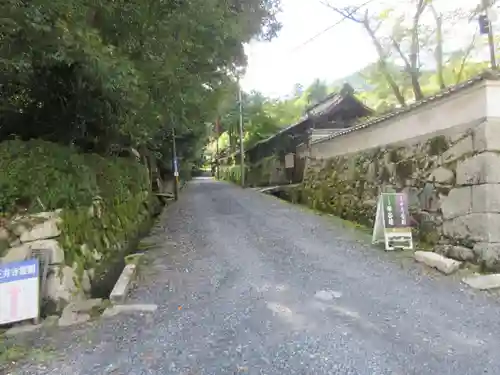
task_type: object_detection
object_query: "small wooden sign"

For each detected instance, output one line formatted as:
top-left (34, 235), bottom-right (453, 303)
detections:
top-left (284, 153), bottom-right (295, 169)
top-left (372, 193), bottom-right (413, 251)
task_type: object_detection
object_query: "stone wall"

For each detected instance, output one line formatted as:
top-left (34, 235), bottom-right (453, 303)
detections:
top-left (300, 78), bottom-right (500, 271)
top-left (0, 191), bottom-right (158, 317)
top-left (0, 210), bottom-right (89, 313)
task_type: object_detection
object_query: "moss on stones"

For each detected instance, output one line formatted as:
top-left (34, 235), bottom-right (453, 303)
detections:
top-left (379, 165), bottom-right (392, 182)
top-left (298, 129), bottom-right (473, 250)
top-left (428, 135), bottom-right (449, 156)
top-left (395, 159), bottom-right (414, 180)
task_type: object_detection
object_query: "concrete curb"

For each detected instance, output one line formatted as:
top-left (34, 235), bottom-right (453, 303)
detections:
top-left (109, 264), bottom-right (137, 304)
top-left (462, 274), bottom-right (500, 290)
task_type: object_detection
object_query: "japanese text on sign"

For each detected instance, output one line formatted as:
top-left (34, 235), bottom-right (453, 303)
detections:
top-left (0, 259), bottom-right (40, 325)
top-left (382, 193), bottom-right (410, 229)
top-left (0, 263), bottom-right (37, 280)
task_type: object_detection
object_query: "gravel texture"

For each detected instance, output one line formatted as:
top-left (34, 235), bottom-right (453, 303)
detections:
top-left (4, 177), bottom-right (500, 374)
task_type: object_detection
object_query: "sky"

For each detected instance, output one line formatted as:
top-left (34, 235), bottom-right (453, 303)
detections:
top-left (240, 0), bottom-right (487, 98)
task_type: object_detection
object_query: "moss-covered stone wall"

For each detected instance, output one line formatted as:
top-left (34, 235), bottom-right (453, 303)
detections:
top-left (0, 139), bottom-right (162, 314)
top-left (298, 119), bottom-right (500, 271)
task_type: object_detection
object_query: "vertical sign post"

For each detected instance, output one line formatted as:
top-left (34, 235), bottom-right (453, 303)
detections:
top-left (215, 116), bottom-right (221, 180)
top-left (238, 81), bottom-right (245, 187)
top-left (372, 192), bottom-right (413, 251)
top-left (0, 258), bottom-right (40, 325)
top-left (172, 128), bottom-right (179, 201)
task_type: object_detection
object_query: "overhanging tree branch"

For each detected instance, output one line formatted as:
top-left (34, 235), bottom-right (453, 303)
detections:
top-left (322, 2), bottom-right (406, 106)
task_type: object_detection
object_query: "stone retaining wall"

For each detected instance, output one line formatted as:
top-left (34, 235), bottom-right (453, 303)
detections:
top-left (0, 210), bottom-right (90, 313)
top-left (301, 78), bottom-right (500, 271)
top-left (0, 192), bottom-right (157, 318)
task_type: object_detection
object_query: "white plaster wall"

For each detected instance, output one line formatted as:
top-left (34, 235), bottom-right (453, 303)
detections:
top-left (311, 81), bottom-right (491, 159)
top-left (485, 80), bottom-right (500, 117)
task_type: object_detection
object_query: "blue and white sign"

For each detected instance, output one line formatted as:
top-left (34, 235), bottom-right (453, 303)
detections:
top-left (0, 258), bottom-right (40, 325)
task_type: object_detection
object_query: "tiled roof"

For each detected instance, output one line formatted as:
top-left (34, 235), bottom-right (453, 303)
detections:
top-left (246, 85), bottom-right (372, 154)
top-left (311, 70), bottom-right (500, 146)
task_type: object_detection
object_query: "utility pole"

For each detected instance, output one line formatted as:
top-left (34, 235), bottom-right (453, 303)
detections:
top-left (172, 128), bottom-right (179, 201)
top-left (238, 82), bottom-right (245, 187)
top-left (480, 0), bottom-right (497, 69)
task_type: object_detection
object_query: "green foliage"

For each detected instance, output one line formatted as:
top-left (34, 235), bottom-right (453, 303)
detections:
top-left (218, 164), bottom-right (247, 185)
top-left (83, 154), bottom-right (149, 204)
top-left (0, 140), bottom-right (97, 213)
top-left (428, 135), bottom-right (449, 156)
top-left (58, 192), bottom-right (151, 274)
top-left (0, 0), bottom-right (282, 168)
top-left (0, 139), bottom-right (148, 213)
top-left (0, 138), bottom-right (155, 289)
top-left (206, 79), bottom-right (334, 160)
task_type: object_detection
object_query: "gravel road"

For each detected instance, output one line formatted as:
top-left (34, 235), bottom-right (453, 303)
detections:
top-left (5, 178), bottom-right (500, 375)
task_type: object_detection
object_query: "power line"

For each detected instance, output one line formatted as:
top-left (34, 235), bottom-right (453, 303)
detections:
top-left (289, 0), bottom-right (379, 53)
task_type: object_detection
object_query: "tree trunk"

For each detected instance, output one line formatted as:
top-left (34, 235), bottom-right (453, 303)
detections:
top-left (362, 20), bottom-right (406, 107)
top-left (430, 5), bottom-right (446, 90)
top-left (327, 6), bottom-right (406, 106)
top-left (455, 34), bottom-right (477, 84)
top-left (408, 0), bottom-right (426, 100)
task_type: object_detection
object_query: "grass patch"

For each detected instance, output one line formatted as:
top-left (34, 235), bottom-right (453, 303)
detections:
top-left (0, 336), bottom-right (56, 371)
top-left (137, 240), bottom-right (158, 251)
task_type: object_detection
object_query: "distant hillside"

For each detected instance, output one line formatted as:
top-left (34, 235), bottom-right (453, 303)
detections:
top-left (330, 62), bottom-right (437, 93)
top-left (330, 63), bottom-right (377, 92)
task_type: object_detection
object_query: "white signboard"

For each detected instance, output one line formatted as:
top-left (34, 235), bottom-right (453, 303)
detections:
top-left (372, 193), bottom-right (413, 251)
top-left (284, 153), bottom-right (295, 169)
top-left (0, 258), bottom-right (40, 325)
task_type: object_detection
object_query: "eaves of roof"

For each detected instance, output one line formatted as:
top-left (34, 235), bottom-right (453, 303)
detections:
top-left (246, 89), bottom-right (373, 154)
top-left (311, 70), bottom-right (500, 146)
top-left (245, 116), bottom-right (308, 153)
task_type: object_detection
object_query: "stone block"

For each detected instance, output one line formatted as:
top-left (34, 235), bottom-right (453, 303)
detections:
top-left (65, 298), bottom-right (102, 313)
top-left (1, 244), bottom-right (31, 263)
top-left (462, 274), bottom-right (500, 290)
top-left (472, 184), bottom-right (500, 213)
top-left (82, 270), bottom-right (92, 294)
top-left (414, 251), bottom-right (461, 275)
top-left (473, 242), bottom-right (500, 271)
top-left (456, 153), bottom-right (500, 185)
top-left (444, 213), bottom-right (500, 242)
top-left (448, 245), bottom-right (475, 262)
top-left (12, 223), bottom-right (28, 237)
top-left (435, 244), bottom-right (475, 262)
top-left (473, 120), bottom-right (500, 152)
top-left (102, 304), bottom-right (158, 318)
top-left (58, 312), bottom-right (90, 327)
top-left (440, 187), bottom-right (471, 219)
top-left (5, 323), bottom-right (42, 336)
top-left (25, 239), bottom-right (64, 265)
top-left (44, 266), bottom-right (83, 304)
top-left (20, 217), bottom-right (60, 243)
top-left (110, 264), bottom-right (137, 304)
top-left (0, 227), bottom-right (9, 241)
top-left (427, 167), bottom-right (454, 184)
top-left (442, 135), bottom-right (473, 164)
